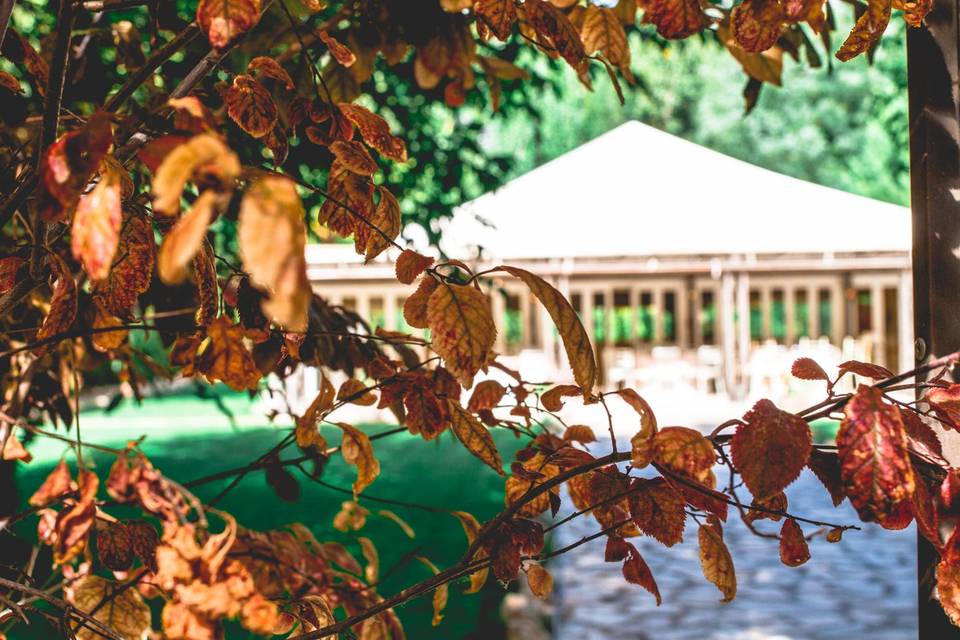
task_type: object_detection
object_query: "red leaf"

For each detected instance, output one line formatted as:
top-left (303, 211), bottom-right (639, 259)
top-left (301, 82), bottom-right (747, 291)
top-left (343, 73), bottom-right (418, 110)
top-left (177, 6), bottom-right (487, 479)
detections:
top-left (790, 357), bottom-right (829, 382)
top-left (395, 249), bottom-right (433, 284)
top-left (926, 385), bottom-right (960, 432)
top-left (628, 477), bottom-right (686, 547)
top-left (807, 448), bottom-right (844, 507)
top-left (838, 359), bottom-right (893, 380)
top-left (731, 399), bottom-right (811, 501)
top-left (837, 385), bottom-right (915, 527)
top-left (622, 543), bottom-right (661, 605)
top-left (778, 518), bottom-right (810, 567)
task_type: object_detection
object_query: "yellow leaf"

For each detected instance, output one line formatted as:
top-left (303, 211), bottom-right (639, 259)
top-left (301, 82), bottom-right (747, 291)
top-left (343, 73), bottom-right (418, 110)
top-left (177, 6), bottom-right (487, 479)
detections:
top-left (378, 509), bottom-right (416, 538)
top-left (157, 189), bottom-right (222, 284)
top-left (427, 283), bottom-right (496, 388)
top-left (71, 575), bottom-right (151, 640)
top-left (698, 520), bottom-right (737, 602)
top-left (416, 557), bottom-right (448, 627)
top-left (360, 186), bottom-right (401, 261)
top-left (152, 134), bottom-right (239, 216)
top-left (836, 0), bottom-right (891, 61)
top-left (71, 164), bottom-right (122, 281)
top-left (451, 511), bottom-right (488, 593)
top-left (581, 5), bottom-right (631, 72)
top-left (238, 176), bottom-right (310, 330)
top-left (196, 316), bottom-right (261, 391)
top-left (359, 536), bottom-right (379, 584)
top-left (336, 422), bottom-right (380, 494)
top-left (91, 301), bottom-right (127, 352)
top-left (499, 266), bottom-right (596, 396)
top-left (446, 399), bottom-right (503, 475)
top-left (526, 563), bottom-right (554, 599)
top-left (338, 378), bottom-right (378, 406)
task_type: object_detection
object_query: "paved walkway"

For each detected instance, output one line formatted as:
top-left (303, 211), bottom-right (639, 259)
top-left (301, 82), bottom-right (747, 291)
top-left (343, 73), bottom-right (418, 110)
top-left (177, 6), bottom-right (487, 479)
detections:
top-left (551, 462), bottom-right (917, 640)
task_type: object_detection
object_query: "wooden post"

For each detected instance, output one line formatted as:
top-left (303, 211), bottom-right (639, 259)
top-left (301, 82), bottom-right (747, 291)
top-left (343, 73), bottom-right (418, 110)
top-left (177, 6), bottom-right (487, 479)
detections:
top-left (907, 3), bottom-right (960, 635)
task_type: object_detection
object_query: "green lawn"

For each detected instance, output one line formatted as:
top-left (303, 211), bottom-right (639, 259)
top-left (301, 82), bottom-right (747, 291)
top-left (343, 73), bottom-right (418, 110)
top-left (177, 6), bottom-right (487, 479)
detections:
top-left (10, 388), bottom-right (527, 639)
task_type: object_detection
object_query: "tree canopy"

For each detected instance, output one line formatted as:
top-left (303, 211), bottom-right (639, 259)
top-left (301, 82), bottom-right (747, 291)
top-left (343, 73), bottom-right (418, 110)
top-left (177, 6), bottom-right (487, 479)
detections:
top-left (0, 0), bottom-right (954, 639)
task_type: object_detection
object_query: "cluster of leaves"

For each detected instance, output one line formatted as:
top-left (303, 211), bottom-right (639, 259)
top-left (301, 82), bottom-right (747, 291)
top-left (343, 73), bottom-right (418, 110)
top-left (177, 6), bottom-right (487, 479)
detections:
top-left (0, 0), bottom-right (946, 638)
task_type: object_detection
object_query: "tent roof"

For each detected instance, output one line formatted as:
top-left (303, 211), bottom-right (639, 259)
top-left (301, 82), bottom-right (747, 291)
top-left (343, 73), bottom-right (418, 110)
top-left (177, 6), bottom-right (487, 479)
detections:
top-left (440, 121), bottom-right (910, 261)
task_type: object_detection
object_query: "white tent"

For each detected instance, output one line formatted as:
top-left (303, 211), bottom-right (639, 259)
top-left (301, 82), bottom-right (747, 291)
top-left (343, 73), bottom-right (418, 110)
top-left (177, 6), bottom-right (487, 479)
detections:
top-left (443, 120), bottom-right (910, 262)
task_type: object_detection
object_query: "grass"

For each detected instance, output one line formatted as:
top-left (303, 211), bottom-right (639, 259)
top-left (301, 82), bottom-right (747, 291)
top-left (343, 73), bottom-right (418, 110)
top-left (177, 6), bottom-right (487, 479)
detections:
top-left (9, 387), bottom-right (528, 639)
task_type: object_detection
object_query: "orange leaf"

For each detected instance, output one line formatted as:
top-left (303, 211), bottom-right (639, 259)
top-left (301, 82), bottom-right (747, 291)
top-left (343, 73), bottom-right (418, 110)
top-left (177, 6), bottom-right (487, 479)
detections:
top-left (338, 103), bottom-right (407, 162)
top-left (93, 214), bottom-right (155, 318)
top-left (581, 5), bottom-right (630, 72)
top-left (396, 249), bottom-right (434, 284)
top-left (196, 316), bottom-right (261, 391)
top-left (29, 460), bottom-right (71, 506)
top-left (939, 558), bottom-right (960, 627)
top-left (39, 111), bottom-right (112, 222)
top-left (778, 518), bottom-right (810, 567)
top-left (629, 477), bottom-right (685, 547)
top-left (835, 0), bottom-right (891, 61)
top-left (563, 424), bottom-right (597, 444)
top-left (476, 0), bottom-right (518, 40)
top-left (318, 30), bottom-right (357, 67)
top-left (330, 139), bottom-right (378, 176)
top-left (451, 510), bottom-right (489, 593)
top-left (468, 380), bottom-right (507, 412)
top-left (157, 190), bottom-right (222, 284)
top-left (336, 422), bottom-right (380, 494)
top-left (500, 266), bottom-right (597, 397)
top-left (152, 134), bottom-right (240, 216)
top-left (238, 176), bottom-right (311, 330)
top-left (427, 283), bottom-right (497, 388)
top-left (837, 384), bottom-right (915, 527)
top-left (248, 56), bottom-right (294, 89)
top-left (731, 0), bottom-right (785, 53)
top-left (652, 426), bottom-right (714, 482)
top-left (337, 378), bottom-right (378, 406)
top-left (225, 74), bottom-right (278, 139)
top-left (71, 164), bottom-right (122, 281)
top-left (196, 0), bottom-right (260, 49)
top-left (91, 300), bottom-right (128, 352)
top-left (35, 255), bottom-right (78, 353)
top-left (698, 519), bottom-right (736, 601)
top-left (526, 0), bottom-right (587, 72)
top-left (447, 399), bottom-right (504, 474)
top-left (641, 0), bottom-right (705, 39)
top-left (361, 186), bottom-right (401, 260)
top-left (527, 563), bottom-right (554, 599)
top-left (838, 359), bottom-right (894, 380)
top-left (790, 357), bottom-right (829, 382)
top-left (731, 399), bottom-right (811, 501)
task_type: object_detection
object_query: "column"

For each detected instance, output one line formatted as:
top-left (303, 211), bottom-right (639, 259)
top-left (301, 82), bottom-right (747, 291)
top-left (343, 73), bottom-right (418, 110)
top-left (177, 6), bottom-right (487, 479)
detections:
top-left (872, 282), bottom-right (886, 366)
top-left (807, 284), bottom-right (819, 339)
top-left (735, 273), bottom-right (751, 398)
top-left (760, 286), bottom-right (772, 342)
top-left (785, 287), bottom-right (796, 345)
top-left (492, 286), bottom-right (506, 353)
top-left (384, 292), bottom-right (397, 332)
top-left (721, 273), bottom-right (736, 394)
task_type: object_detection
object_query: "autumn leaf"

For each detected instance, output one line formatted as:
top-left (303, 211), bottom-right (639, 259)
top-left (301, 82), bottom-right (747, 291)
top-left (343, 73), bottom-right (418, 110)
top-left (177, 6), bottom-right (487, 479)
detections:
top-left (698, 519), bottom-right (736, 602)
top-left (196, 316), bottom-right (262, 391)
top-left (837, 384), bottom-right (915, 527)
top-left (791, 357), bottom-right (829, 382)
top-left (452, 510), bottom-right (489, 593)
top-left (91, 301), bottom-right (128, 352)
top-left (939, 559), bottom-right (960, 627)
top-left (505, 453), bottom-right (560, 516)
top-left (836, 0), bottom-right (891, 61)
top-left (892, 0), bottom-right (931, 26)
top-left (336, 422), bottom-right (380, 494)
top-left (396, 249), bottom-right (434, 284)
top-left (779, 518), bottom-right (810, 567)
top-left (29, 459), bottom-right (72, 507)
top-left (731, 399), bottom-right (811, 501)
top-left (476, 0), bottom-right (518, 40)
top-left (838, 359), bottom-right (894, 380)
top-left (248, 56), bottom-right (294, 89)
top-left (623, 543), bottom-right (661, 605)
top-left (731, 0), bottom-right (786, 53)
top-left (152, 134), bottom-right (240, 216)
top-left (525, 0), bottom-right (587, 72)
top-left (338, 103), bottom-right (407, 162)
top-left (39, 111), bottom-right (112, 221)
top-left (500, 266), bottom-right (597, 396)
top-left (468, 380), bottom-right (507, 412)
top-left (403, 275), bottom-right (439, 328)
top-left (196, 0), bottom-right (261, 49)
top-left (93, 214), bottom-right (155, 318)
top-left (238, 176), bottom-right (311, 330)
top-left (629, 477), bottom-right (685, 547)
top-left (0, 256), bottom-right (23, 294)
top-left (581, 5), bottom-right (631, 73)
top-left (416, 556), bottom-right (448, 627)
top-left (901, 409), bottom-right (943, 456)
top-left (807, 448), bottom-right (844, 506)
top-left (358, 186), bottom-right (401, 260)
top-left (71, 164), bottom-right (122, 281)
top-left (318, 30), bottom-right (357, 67)
top-left (527, 563), bottom-right (554, 599)
top-left (447, 399), bottom-right (504, 474)
top-left (331, 139), bottom-right (378, 176)
top-left (72, 575), bottom-right (151, 640)
top-left (225, 74), bottom-right (278, 138)
top-left (426, 282), bottom-right (496, 388)
top-left (338, 378), bottom-right (377, 406)
top-left (0, 70), bottom-right (22, 93)
top-left (652, 426), bottom-right (714, 482)
top-left (157, 190), bottom-right (222, 284)
top-left (641, 0), bottom-right (705, 39)
top-left (35, 255), bottom-right (78, 353)
top-left (925, 384), bottom-right (960, 431)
